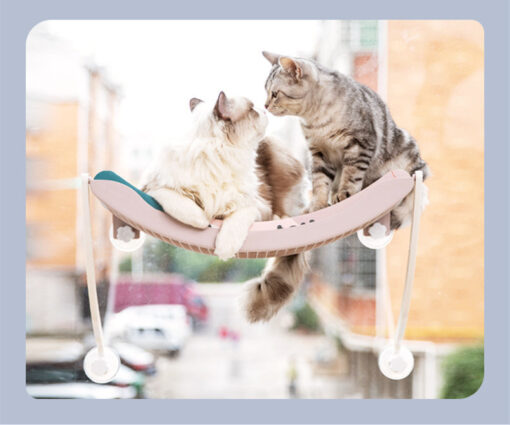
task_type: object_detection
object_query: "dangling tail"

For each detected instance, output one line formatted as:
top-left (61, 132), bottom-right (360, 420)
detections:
top-left (243, 252), bottom-right (309, 322)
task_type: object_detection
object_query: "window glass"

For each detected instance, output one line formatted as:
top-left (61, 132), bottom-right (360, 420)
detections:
top-left (26, 20), bottom-right (484, 400)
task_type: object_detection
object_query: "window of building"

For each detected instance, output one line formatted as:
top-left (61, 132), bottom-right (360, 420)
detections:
top-left (336, 235), bottom-right (376, 290)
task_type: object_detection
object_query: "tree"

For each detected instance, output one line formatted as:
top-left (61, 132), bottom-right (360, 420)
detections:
top-left (441, 344), bottom-right (484, 398)
top-left (119, 239), bottom-right (266, 282)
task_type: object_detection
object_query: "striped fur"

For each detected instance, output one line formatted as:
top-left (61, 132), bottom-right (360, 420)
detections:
top-left (263, 52), bottom-right (430, 229)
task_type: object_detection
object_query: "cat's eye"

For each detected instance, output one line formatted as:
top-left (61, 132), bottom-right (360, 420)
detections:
top-left (271, 91), bottom-right (278, 99)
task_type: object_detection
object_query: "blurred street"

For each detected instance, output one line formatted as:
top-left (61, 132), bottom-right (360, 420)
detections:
top-left (144, 284), bottom-right (351, 399)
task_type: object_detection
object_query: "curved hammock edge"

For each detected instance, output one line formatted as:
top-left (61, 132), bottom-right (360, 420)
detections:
top-left (90, 169), bottom-right (414, 258)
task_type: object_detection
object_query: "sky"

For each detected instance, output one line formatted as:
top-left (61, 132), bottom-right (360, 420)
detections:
top-left (41, 20), bottom-right (322, 149)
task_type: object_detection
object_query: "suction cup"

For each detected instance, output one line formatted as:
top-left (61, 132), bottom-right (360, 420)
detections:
top-left (357, 222), bottom-right (394, 249)
top-left (378, 344), bottom-right (414, 380)
top-left (83, 346), bottom-right (120, 384)
top-left (109, 225), bottom-right (145, 252)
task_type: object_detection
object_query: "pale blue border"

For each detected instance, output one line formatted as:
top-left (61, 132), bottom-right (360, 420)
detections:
top-left (1, 0), bottom-right (508, 423)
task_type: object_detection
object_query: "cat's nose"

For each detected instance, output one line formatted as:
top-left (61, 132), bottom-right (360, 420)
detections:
top-left (264, 102), bottom-right (269, 109)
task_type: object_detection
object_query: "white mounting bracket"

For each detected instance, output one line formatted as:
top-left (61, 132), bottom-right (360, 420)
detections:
top-left (80, 174), bottom-right (120, 384)
top-left (378, 170), bottom-right (424, 380)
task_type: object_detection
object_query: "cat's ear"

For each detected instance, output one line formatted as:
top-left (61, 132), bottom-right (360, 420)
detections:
top-left (189, 98), bottom-right (203, 112)
top-left (279, 57), bottom-right (303, 80)
top-left (262, 51), bottom-right (280, 65)
top-left (214, 91), bottom-right (231, 121)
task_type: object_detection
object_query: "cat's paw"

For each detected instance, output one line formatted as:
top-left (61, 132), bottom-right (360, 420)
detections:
top-left (214, 231), bottom-right (245, 261)
top-left (181, 210), bottom-right (210, 229)
top-left (332, 190), bottom-right (351, 204)
top-left (306, 198), bottom-right (328, 213)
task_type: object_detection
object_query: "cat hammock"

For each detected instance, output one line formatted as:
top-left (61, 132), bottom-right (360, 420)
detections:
top-left (80, 169), bottom-right (425, 384)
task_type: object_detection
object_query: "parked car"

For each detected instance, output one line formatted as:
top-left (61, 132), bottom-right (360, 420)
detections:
top-left (26, 338), bottom-right (145, 398)
top-left (111, 341), bottom-right (156, 375)
top-left (186, 294), bottom-right (209, 328)
top-left (111, 304), bottom-right (192, 356)
top-left (27, 382), bottom-right (136, 399)
top-left (27, 361), bottom-right (145, 398)
top-left (114, 274), bottom-right (209, 325)
top-left (82, 334), bottom-right (157, 376)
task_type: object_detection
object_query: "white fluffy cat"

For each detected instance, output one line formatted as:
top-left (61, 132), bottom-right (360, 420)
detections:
top-left (140, 92), bottom-right (272, 260)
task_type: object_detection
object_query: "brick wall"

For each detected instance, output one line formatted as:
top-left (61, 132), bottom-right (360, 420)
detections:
top-left (26, 102), bottom-right (80, 268)
top-left (385, 20), bottom-right (484, 341)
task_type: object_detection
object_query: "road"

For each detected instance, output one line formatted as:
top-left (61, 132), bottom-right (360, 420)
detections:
top-left (144, 284), bottom-right (354, 399)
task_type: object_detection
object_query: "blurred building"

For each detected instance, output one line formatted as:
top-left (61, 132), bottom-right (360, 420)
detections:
top-left (308, 20), bottom-right (483, 398)
top-left (26, 27), bottom-right (121, 333)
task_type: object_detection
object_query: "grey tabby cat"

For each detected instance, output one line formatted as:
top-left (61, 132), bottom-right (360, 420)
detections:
top-left (263, 51), bottom-right (429, 229)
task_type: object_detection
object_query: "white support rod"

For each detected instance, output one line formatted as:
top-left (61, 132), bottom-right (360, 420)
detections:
top-left (375, 247), bottom-right (389, 339)
top-left (81, 173), bottom-right (105, 356)
top-left (383, 265), bottom-right (396, 340)
top-left (394, 171), bottom-right (424, 351)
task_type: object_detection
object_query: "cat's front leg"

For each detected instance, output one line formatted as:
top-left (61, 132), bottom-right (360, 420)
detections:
top-left (332, 138), bottom-right (374, 203)
top-left (332, 163), bottom-right (368, 203)
top-left (214, 206), bottom-right (260, 261)
top-left (308, 153), bottom-right (335, 212)
top-left (147, 188), bottom-right (210, 229)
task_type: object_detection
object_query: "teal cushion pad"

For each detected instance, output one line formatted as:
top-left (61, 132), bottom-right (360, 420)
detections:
top-left (94, 170), bottom-right (163, 211)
